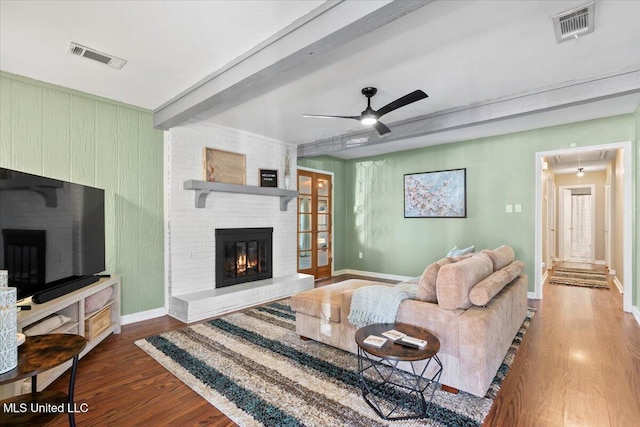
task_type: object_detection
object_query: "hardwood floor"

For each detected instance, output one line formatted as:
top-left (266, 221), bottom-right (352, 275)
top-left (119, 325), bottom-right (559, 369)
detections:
top-left (41, 273), bottom-right (639, 426)
top-left (484, 264), bottom-right (640, 426)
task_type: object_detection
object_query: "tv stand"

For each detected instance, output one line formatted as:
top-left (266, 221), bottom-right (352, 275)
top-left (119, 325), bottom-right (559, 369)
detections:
top-left (0, 276), bottom-right (121, 400)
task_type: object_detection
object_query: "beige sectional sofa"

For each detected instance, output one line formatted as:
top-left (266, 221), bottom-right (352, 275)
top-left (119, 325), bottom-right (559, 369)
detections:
top-left (291, 246), bottom-right (528, 397)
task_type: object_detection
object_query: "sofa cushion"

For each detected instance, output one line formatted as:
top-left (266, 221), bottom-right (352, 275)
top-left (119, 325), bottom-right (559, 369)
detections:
top-left (436, 252), bottom-right (493, 310)
top-left (469, 261), bottom-right (525, 306)
top-left (481, 245), bottom-right (515, 271)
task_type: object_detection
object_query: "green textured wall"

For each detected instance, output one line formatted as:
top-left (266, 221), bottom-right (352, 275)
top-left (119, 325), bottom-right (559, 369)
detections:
top-left (297, 156), bottom-right (347, 271)
top-left (303, 114), bottom-right (637, 297)
top-left (0, 72), bottom-right (164, 315)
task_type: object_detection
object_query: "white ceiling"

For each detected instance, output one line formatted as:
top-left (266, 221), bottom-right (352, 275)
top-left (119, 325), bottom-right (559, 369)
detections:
top-left (1, 1), bottom-right (640, 159)
top-left (546, 147), bottom-right (617, 174)
top-left (0, 0), bottom-right (324, 108)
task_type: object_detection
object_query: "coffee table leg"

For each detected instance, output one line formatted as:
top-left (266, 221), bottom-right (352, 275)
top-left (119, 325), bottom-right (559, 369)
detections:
top-left (68, 355), bottom-right (80, 427)
top-left (357, 350), bottom-right (442, 420)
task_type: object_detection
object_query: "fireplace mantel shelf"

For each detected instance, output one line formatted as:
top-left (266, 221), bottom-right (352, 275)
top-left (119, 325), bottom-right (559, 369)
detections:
top-left (184, 180), bottom-right (298, 210)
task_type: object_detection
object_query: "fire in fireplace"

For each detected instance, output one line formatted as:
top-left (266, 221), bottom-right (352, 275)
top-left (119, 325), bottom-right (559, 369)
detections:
top-left (215, 228), bottom-right (273, 288)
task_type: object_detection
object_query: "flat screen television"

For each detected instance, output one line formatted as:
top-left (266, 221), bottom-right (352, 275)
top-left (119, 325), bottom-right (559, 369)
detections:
top-left (0, 167), bottom-right (105, 301)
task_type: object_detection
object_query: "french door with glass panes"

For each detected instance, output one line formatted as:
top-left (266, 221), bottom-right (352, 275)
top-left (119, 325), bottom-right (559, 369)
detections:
top-left (297, 170), bottom-right (332, 279)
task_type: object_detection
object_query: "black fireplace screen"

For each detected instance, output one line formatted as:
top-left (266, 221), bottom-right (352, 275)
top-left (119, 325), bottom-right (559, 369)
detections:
top-left (215, 228), bottom-right (273, 288)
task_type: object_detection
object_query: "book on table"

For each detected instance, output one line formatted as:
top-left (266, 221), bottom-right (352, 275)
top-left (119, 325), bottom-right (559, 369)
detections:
top-left (381, 329), bottom-right (406, 342)
top-left (363, 335), bottom-right (387, 348)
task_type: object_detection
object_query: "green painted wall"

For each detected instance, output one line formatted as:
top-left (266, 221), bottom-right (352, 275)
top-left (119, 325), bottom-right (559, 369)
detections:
top-left (302, 114), bottom-right (637, 298)
top-left (0, 72), bottom-right (164, 316)
top-left (297, 156), bottom-right (347, 271)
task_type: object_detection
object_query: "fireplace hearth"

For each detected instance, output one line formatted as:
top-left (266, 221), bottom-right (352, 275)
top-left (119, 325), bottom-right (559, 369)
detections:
top-left (215, 228), bottom-right (273, 288)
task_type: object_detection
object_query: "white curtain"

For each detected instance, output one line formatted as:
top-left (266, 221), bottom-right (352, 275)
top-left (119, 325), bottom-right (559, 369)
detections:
top-left (570, 194), bottom-right (592, 259)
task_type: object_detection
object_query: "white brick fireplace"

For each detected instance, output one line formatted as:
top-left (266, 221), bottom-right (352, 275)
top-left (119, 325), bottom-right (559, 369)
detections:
top-left (165, 121), bottom-right (313, 322)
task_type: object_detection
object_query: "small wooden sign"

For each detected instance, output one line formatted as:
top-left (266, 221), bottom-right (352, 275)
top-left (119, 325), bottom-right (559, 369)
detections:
top-left (259, 169), bottom-right (278, 187)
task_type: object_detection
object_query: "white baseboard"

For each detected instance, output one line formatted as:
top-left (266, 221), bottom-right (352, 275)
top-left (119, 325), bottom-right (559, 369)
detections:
top-left (333, 269), bottom-right (348, 276)
top-left (595, 260), bottom-right (606, 265)
top-left (541, 270), bottom-right (548, 285)
top-left (632, 306), bottom-right (640, 327)
top-left (339, 269), bottom-right (414, 282)
top-left (613, 276), bottom-right (624, 294)
top-left (121, 307), bottom-right (167, 325)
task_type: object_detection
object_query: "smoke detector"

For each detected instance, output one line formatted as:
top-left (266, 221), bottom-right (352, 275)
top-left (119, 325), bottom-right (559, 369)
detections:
top-left (68, 42), bottom-right (127, 69)
top-left (552, 2), bottom-right (595, 43)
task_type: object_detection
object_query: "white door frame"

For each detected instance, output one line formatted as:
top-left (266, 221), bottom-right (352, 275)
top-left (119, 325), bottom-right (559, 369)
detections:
top-left (558, 184), bottom-right (596, 263)
top-left (534, 141), bottom-right (633, 313)
top-left (604, 183), bottom-right (612, 268)
top-left (548, 181), bottom-right (556, 268)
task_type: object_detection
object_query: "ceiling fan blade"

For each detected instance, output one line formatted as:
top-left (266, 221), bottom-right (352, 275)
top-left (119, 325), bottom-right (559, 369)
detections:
top-left (373, 121), bottom-right (391, 136)
top-left (376, 90), bottom-right (428, 118)
top-left (302, 114), bottom-right (360, 120)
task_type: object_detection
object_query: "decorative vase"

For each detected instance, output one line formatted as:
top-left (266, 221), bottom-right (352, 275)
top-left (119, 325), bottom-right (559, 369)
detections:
top-left (284, 176), bottom-right (291, 190)
top-left (0, 270), bottom-right (17, 374)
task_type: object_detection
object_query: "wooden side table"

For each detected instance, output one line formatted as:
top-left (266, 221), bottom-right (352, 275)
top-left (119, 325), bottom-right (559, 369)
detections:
top-left (0, 334), bottom-right (87, 427)
top-left (355, 323), bottom-right (442, 420)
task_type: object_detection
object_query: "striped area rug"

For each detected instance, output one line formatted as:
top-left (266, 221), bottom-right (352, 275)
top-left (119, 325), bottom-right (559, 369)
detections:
top-left (548, 267), bottom-right (609, 289)
top-left (136, 300), bottom-right (534, 427)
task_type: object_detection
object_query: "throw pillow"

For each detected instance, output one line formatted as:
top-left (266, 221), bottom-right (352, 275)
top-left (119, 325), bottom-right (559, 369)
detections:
top-left (469, 260), bottom-right (525, 306)
top-left (481, 245), bottom-right (515, 271)
top-left (436, 253), bottom-right (493, 310)
top-left (447, 245), bottom-right (475, 257)
top-left (417, 258), bottom-right (453, 303)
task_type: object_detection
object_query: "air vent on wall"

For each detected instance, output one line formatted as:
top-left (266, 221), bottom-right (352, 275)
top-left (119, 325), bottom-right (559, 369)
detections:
top-left (552, 2), bottom-right (595, 43)
top-left (68, 42), bottom-right (127, 69)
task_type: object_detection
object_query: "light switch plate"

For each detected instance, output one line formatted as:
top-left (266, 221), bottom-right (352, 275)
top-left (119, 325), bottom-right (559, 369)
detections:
top-left (515, 204), bottom-right (522, 213)
top-left (506, 204), bottom-right (513, 213)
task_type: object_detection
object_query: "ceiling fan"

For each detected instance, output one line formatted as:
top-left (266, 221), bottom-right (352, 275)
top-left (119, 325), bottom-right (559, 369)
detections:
top-left (303, 87), bottom-right (428, 136)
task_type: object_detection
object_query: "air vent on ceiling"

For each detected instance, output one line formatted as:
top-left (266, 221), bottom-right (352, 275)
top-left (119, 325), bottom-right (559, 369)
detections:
top-left (552, 2), bottom-right (595, 43)
top-left (68, 42), bottom-right (127, 69)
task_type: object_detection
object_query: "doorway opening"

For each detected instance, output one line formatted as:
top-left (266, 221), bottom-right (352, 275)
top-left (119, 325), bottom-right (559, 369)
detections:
top-left (534, 141), bottom-right (633, 312)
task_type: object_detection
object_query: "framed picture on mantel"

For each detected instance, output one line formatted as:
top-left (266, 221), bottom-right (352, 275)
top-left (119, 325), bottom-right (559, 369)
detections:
top-left (259, 169), bottom-right (278, 187)
top-left (203, 147), bottom-right (246, 184)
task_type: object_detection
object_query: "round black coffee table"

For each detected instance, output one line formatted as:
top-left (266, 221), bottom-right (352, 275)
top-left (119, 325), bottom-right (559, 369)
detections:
top-left (355, 323), bottom-right (442, 420)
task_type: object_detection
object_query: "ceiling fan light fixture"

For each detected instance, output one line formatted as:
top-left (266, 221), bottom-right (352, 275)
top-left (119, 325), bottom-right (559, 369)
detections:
top-left (360, 114), bottom-right (378, 125)
top-left (577, 167), bottom-right (585, 177)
